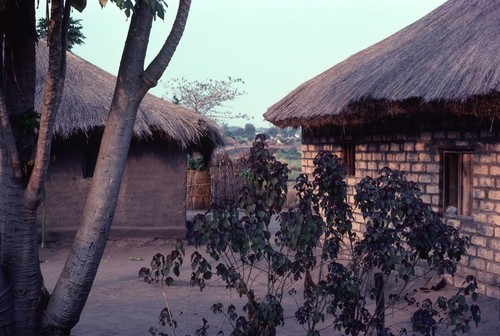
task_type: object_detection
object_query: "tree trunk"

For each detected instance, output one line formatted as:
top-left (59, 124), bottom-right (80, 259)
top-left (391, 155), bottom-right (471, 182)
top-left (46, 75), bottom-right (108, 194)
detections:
top-left (42, 1), bottom-right (191, 332)
top-left (0, 0), bottom-right (71, 333)
top-left (1, 0), bottom-right (190, 334)
top-left (0, 0), bottom-right (43, 334)
top-left (1, 179), bottom-right (44, 336)
top-left (0, 142), bottom-right (16, 335)
top-left (1, 91), bottom-right (43, 336)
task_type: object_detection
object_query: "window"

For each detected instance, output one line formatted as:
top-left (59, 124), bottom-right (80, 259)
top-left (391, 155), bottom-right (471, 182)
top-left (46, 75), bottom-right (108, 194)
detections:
top-left (342, 143), bottom-right (356, 176)
top-left (443, 151), bottom-right (472, 216)
top-left (83, 137), bottom-right (100, 178)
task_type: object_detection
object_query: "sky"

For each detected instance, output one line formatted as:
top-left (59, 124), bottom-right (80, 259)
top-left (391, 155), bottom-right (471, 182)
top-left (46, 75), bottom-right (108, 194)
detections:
top-left (36, 0), bottom-right (447, 128)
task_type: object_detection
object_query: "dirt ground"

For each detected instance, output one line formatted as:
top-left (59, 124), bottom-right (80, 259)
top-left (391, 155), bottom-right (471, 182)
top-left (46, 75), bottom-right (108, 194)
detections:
top-left (40, 236), bottom-right (499, 336)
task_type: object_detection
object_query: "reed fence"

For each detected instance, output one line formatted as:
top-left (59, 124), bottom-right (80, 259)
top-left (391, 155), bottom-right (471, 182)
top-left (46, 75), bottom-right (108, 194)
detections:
top-left (186, 150), bottom-right (247, 210)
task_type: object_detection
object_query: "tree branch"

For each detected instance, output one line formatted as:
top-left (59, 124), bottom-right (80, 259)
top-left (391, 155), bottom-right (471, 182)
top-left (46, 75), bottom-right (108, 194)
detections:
top-left (24, 0), bottom-right (71, 210)
top-left (142, 0), bottom-right (191, 89)
top-left (0, 89), bottom-right (22, 181)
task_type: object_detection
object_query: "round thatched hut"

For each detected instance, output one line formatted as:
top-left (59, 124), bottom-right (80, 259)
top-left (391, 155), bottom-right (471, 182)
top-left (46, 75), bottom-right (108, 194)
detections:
top-left (265, 0), bottom-right (499, 297)
top-left (36, 41), bottom-right (224, 240)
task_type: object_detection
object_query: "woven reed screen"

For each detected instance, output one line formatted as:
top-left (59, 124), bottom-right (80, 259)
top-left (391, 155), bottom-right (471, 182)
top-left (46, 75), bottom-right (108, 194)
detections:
top-left (209, 150), bottom-right (246, 207)
top-left (186, 150), bottom-right (246, 210)
top-left (186, 170), bottom-right (211, 210)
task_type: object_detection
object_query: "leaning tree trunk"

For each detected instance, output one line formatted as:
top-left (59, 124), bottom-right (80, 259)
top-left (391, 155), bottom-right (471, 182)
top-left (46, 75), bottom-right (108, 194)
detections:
top-left (42, 1), bottom-right (191, 333)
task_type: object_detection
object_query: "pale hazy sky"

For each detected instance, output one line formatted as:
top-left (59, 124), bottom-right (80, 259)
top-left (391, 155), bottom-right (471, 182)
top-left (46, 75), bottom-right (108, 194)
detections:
top-left (37, 0), bottom-right (447, 127)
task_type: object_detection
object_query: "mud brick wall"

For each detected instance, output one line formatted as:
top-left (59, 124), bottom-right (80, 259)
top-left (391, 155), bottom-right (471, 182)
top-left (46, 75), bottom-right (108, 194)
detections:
top-left (300, 116), bottom-right (500, 298)
top-left (41, 137), bottom-right (187, 240)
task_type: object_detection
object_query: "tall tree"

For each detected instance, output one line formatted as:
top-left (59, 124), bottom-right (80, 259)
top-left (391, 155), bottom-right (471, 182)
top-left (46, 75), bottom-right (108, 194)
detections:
top-left (244, 122), bottom-right (256, 140)
top-left (1, 0), bottom-right (64, 333)
top-left (165, 76), bottom-right (247, 123)
top-left (0, 0), bottom-right (191, 334)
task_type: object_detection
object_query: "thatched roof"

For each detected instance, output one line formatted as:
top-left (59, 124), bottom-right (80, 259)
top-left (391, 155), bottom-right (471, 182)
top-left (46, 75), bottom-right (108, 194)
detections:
top-left (264, 0), bottom-right (500, 128)
top-left (36, 41), bottom-right (224, 152)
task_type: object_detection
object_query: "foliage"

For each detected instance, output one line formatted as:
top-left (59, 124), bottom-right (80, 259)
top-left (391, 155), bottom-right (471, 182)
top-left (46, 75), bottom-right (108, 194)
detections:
top-left (243, 123), bottom-right (256, 140)
top-left (280, 127), bottom-right (299, 138)
top-left (267, 126), bottom-right (279, 138)
top-left (165, 77), bottom-right (247, 123)
top-left (142, 134), bottom-right (480, 336)
top-left (223, 125), bottom-right (245, 139)
top-left (103, 0), bottom-right (168, 19)
top-left (354, 168), bottom-right (469, 280)
top-left (275, 147), bottom-right (300, 159)
top-left (407, 275), bottom-right (481, 336)
top-left (188, 153), bottom-right (208, 171)
top-left (139, 241), bottom-right (184, 286)
top-left (36, 17), bottom-right (86, 50)
top-left (273, 147), bottom-right (301, 182)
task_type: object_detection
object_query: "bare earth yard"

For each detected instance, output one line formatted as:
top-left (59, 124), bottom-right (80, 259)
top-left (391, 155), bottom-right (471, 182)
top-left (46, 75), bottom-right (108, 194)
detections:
top-left (40, 211), bottom-right (500, 336)
top-left (40, 236), bottom-right (499, 336)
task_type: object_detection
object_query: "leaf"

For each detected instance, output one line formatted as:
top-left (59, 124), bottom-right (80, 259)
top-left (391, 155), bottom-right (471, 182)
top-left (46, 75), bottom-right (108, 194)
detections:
top-left (210, 251), bottom-right (220, 261)
top-left (165, 277), bottom-right (174, 286)
top-left (157, 6), bottom-right (165, 20)
top-left (246, 203), bottom-right (256, 214)
top-left (471, 304), bottom-right (481, 326)
top-left (72, 0), bottom-right (87, 12)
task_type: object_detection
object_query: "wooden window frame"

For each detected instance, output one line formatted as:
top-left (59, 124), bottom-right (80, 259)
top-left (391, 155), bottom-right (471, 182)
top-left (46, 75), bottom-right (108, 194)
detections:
top-left (442, 150), bottom-right (473, 217)
top-left (342, 143), bottom-right (356, 176)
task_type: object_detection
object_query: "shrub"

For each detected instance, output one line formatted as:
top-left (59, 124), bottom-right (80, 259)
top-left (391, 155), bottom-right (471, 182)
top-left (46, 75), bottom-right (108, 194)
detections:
top-left (142, 134), bottom-right (480, 336)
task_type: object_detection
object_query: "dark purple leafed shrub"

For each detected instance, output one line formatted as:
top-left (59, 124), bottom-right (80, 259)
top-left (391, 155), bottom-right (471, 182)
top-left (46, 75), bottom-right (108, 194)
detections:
top-left (142, 135), bottom-right (480, 336)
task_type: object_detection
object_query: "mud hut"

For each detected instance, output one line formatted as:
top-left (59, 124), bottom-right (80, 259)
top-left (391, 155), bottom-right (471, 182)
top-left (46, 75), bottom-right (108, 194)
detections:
top-left (36, 42), bottom-right (223, 240)
top-left (265, 0), bottom-right (499, 297)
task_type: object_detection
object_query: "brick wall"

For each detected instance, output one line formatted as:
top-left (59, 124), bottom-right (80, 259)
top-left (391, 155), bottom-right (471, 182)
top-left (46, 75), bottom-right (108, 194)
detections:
top-left (300, 116), bottom-right (500, 298)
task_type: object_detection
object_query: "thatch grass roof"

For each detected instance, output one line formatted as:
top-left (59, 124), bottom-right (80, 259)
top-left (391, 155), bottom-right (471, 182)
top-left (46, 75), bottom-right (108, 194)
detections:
top-left (264, 0), bottom-right (500, 128)
top-left (36, 41), bottom-right (224, 152)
